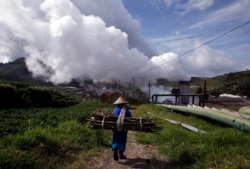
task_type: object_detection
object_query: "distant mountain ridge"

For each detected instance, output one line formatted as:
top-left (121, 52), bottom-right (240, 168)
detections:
top-left (0, 58), bottom-right (30, 81)
top-left (190, 70), bottom-right (250, 97)
top-left (0, 58), bottom-right (249, 97)
top-left (0, 58), bottom-right (51, 85)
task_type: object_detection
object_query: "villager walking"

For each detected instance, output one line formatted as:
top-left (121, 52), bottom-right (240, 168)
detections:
top-left (111, 96), bottom-right (132, 161)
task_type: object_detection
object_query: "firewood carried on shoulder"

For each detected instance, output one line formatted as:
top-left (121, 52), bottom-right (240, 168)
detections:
top-left (88, 110), bottom-right (162, 133)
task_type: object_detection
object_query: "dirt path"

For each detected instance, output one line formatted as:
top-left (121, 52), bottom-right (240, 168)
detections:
top-left (79, 131), bottom-right (175, 169)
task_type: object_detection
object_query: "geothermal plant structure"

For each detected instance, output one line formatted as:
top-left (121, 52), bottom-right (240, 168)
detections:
top-left (151, 80), bottom-right (205, 106)
top-left (178, 81), bottom-right (190, 105)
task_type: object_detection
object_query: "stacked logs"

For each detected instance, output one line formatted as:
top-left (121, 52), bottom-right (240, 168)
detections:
top-left (88, 110), bottom-right (162, 133)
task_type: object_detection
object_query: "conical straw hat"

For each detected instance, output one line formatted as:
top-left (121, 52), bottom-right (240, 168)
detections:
top-left (113, 96), bottom-right (128, 104)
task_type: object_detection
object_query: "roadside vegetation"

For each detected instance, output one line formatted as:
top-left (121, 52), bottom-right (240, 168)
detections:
top-left (0, 80), bottom-right (78, 108)
top-left (0, 101), bottom-right (113, 169)
top-left (1, 99), bottom-right (250, 168)
top-left (134, 104), bottom-right (250, 169)
top-left (1, 78), bottom-right (250, 169)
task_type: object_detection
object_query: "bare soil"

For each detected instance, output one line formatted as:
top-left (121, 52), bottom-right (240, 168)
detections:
top-left (79, 132), bottom-right (176, 169)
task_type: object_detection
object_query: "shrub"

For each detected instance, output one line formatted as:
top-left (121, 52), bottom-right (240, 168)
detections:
top-left (0, 84), bottom-right (16, 108)
top-left (0, 81), bottom-right (79, 108)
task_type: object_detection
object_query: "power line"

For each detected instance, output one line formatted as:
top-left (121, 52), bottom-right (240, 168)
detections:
top-left (133, 20), bottom-right (250, 76)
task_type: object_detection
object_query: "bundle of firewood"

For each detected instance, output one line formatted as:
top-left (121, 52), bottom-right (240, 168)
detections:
top-left (88, 110), bottom-right (162, 133)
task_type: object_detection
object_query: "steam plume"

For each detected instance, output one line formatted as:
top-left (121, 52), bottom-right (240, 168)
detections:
top-left (0, 0), bottom-right (236, 85)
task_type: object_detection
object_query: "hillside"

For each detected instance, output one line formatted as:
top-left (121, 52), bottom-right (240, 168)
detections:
top-left (0, 58), bottom-right (249, 96)
top-left (0, 58), bottom-right (31, 82)
top-left (0, 58), bottom-right (53, 86)
top-left (190, 70), bottom-right (250, 97)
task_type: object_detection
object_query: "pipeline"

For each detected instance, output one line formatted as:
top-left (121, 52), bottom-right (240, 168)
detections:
top-left (152, 94), bottom-right (204, 106)
top-left (161, 104), bottom-right (250, 133)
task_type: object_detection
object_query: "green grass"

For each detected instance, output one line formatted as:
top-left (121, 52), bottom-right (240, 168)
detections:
top-left (2, 102), bottom-right (250, 169)
top-left (0, 121), bottom-right (111, 169)
top-left (0, 100), bottom-right (113, 137)
top-left (134, 104), bottom-right (250, 169)
top-left (0, 100), bottom-right (113, 169)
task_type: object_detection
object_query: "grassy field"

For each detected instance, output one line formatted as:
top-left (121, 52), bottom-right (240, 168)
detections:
top-left (134, 104), bottom-right (250, 169)
top-left (0, 100), bottom-right (113, 169)
top-left (1, 101), bottom-right (250, 169)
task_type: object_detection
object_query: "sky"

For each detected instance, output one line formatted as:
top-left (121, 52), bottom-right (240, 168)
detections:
top-left (0, 0), bottom-right (249, 85)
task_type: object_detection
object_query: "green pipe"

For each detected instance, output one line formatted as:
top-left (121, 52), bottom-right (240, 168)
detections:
top-left (239, 106), bottom-right (250, 115)
top-left (161, 105), bottom-right (250, 133)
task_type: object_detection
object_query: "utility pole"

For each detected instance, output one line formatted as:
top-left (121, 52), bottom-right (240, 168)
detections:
top-left (118, 80), bottom-right (120, 91)
top-left (148, 80), bottom-right (151, 103)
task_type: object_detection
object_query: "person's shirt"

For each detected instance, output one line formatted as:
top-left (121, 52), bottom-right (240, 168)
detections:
top-left (112, 104), bottom-right (132, 117)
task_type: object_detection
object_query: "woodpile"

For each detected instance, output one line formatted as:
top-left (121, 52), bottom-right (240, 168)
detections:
top-left (88, 110), bottom-right (162, 133)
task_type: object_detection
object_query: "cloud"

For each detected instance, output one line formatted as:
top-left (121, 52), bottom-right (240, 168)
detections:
top-left (183, 41), bottom-right (236, 77)
top-left (189, 0), bottom-right (250, 29)
top-left (149, 33), bottom-right (238, 78)
top-left (70, 0), bottom-right (156, 57)
top-left (183, 0), bottom-right (213, 11)
top-left (226, 44), bottom-right (250, 70)
top-left (163, 0), bottom-right (213, 15)
top-left (151, 40), bottom-right (237, 78)
top-left (0, 0), bottom-right (159, 84)
top-left (26, 0), bottom-right (155, 83)
top-left (148, 0), bottom-right (249, 78)
top-left (0, 0), bottom-right (245, 86)
top-left (163, 0), bottom-right (172, 8)
top-left (150, 53), bottom-right (189, 81)
top-left (149, 33), bottom-right (197, 54)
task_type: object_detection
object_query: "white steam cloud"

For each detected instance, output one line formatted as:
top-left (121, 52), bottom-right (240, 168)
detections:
top-left (0, 0), bottom-right (236, 85)
top-left (0, 0), bottom-right (185, 84)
